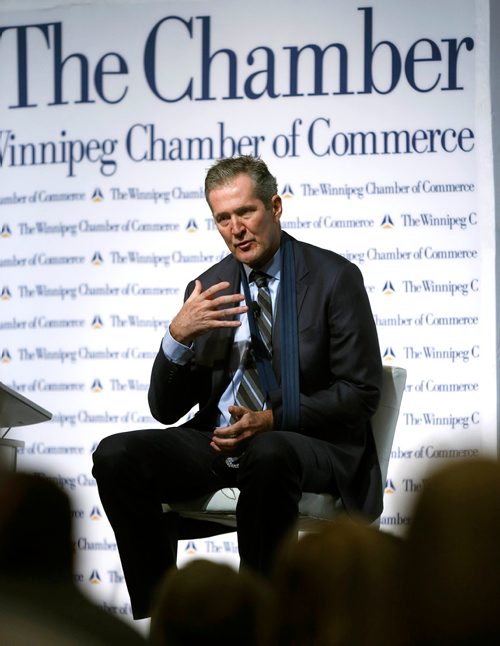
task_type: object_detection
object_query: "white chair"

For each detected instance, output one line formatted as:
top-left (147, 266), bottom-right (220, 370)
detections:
top-left (163, 366), bottom-right (407, 534)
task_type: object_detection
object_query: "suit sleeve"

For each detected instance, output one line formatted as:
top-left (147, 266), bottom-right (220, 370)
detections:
top-left (269, 262), bottom-right (382, 436)
top-left (148, 281), bottom-right (202, 424)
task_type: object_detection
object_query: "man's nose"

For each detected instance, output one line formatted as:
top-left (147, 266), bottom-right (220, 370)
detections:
top-left (230, 216), bottom-right (245, 237)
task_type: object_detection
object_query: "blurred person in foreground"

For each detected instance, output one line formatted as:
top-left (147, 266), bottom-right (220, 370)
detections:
top-left (401, 458), bottom-right (500, 645)
top-left (0, 471), bottom-right (145, 645)
top-left (150, 559), bottom-right (271, 646)
top-left (264, 517), bottom-right (404, 646)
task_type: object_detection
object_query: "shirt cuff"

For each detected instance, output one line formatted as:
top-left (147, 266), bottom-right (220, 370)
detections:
top-left (162, 327), bottom-right (193, 365)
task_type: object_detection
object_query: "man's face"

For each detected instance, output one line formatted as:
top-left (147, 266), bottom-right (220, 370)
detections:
top-left (208, 173), bottom-right (282, 269)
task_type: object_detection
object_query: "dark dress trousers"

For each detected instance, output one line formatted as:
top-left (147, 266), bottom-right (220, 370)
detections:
top-left (92, 232), bottom-right (383, 619)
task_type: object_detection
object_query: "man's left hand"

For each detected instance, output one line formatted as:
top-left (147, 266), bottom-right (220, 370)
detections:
top-left (211, 407), bottom-right (273, 453)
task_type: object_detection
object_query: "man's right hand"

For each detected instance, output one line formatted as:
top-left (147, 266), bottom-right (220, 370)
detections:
top-left (169, 280), bottom-right (248, 346)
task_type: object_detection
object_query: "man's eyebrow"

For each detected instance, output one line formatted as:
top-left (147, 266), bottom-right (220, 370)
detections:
top-left (213, 210), bottom-right (230, 220)
top-left (213, 204), bottom-right (256, 219)
top-left (235, 204), bottom-right (256, 215)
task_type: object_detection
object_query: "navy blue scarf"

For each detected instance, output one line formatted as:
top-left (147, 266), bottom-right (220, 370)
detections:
top-left (239, 234), bottom-right (300, 429)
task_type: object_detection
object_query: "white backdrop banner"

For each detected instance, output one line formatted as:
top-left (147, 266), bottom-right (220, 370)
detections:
top-left (0, 0), bottom-right (496, 625)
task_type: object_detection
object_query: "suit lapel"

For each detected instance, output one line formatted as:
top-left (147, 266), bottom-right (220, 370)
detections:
top-left (200, 256), bottom-right (241, 396)
top-left (216, 257), bottom-right (241, 356)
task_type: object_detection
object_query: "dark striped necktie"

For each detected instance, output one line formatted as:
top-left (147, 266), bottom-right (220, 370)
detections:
top-left (234, 271), bottom-right (272, 412)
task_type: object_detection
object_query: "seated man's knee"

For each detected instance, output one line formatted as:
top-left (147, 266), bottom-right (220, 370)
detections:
top-left (241, 432), bottom-right (300, 478)
top-left (92, 432), bottom-right (135, 479)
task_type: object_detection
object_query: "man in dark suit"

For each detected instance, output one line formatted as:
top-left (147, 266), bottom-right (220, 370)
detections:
top-left (93, 156), bottom-right (382, 620)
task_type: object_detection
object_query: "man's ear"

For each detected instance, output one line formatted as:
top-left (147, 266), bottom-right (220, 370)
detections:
top-left (271, 194), bottom-right (282, 220)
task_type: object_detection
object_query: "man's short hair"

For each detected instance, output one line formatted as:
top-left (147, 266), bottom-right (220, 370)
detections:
top-left (205, 155), bottom-right (278, 208)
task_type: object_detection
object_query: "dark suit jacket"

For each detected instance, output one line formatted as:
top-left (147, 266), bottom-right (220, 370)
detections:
top-left (148, 232), bottom-right (383, 520)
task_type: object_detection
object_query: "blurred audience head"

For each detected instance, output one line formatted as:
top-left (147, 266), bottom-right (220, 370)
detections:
top-left (150, 559), bottom-right (271, 646)
top-left (0, 472), bottom-right (73, 582)
top-left (0, 471), bottom-right (147, 643)
top-left (265, 517), bottom-right (403, 646)
top-left (403, 457), bottom-right (500, 645)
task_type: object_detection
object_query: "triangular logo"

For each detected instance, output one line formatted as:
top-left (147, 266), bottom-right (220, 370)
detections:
top-left (385, 479), bottom-right (396, 494)
top-left (90, 506), bottom-right (102, 521)
top-left (281, 183), bottom-right (294, 198)
top-left (381, 214), bottom-right (395, 229)
top-left (92, 188), bottom-right (104, 202)
top-left (383, 347), bottom-right (396, 362)
top-left (91, 315), bottom-right (104, 329)
top-left (91, 379), bottom-right (104, 393)
top-left (382, 281), bottom-right (395, 295)
top-left (1, 286), bottom-right (12, 300)
top-left (184, 540), bottom-right (197, 555)
top-left (91, 252), bottom-right (104, 266)
top-left (186, 218), bottom-right (198, 233)
top-left (89, 569), bottom-right (101, 584)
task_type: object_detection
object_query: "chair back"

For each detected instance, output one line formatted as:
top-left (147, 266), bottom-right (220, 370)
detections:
top-left (297, 365), bottom-right (406, 527)
top-left (371, 366), bottom-right (407, 485)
